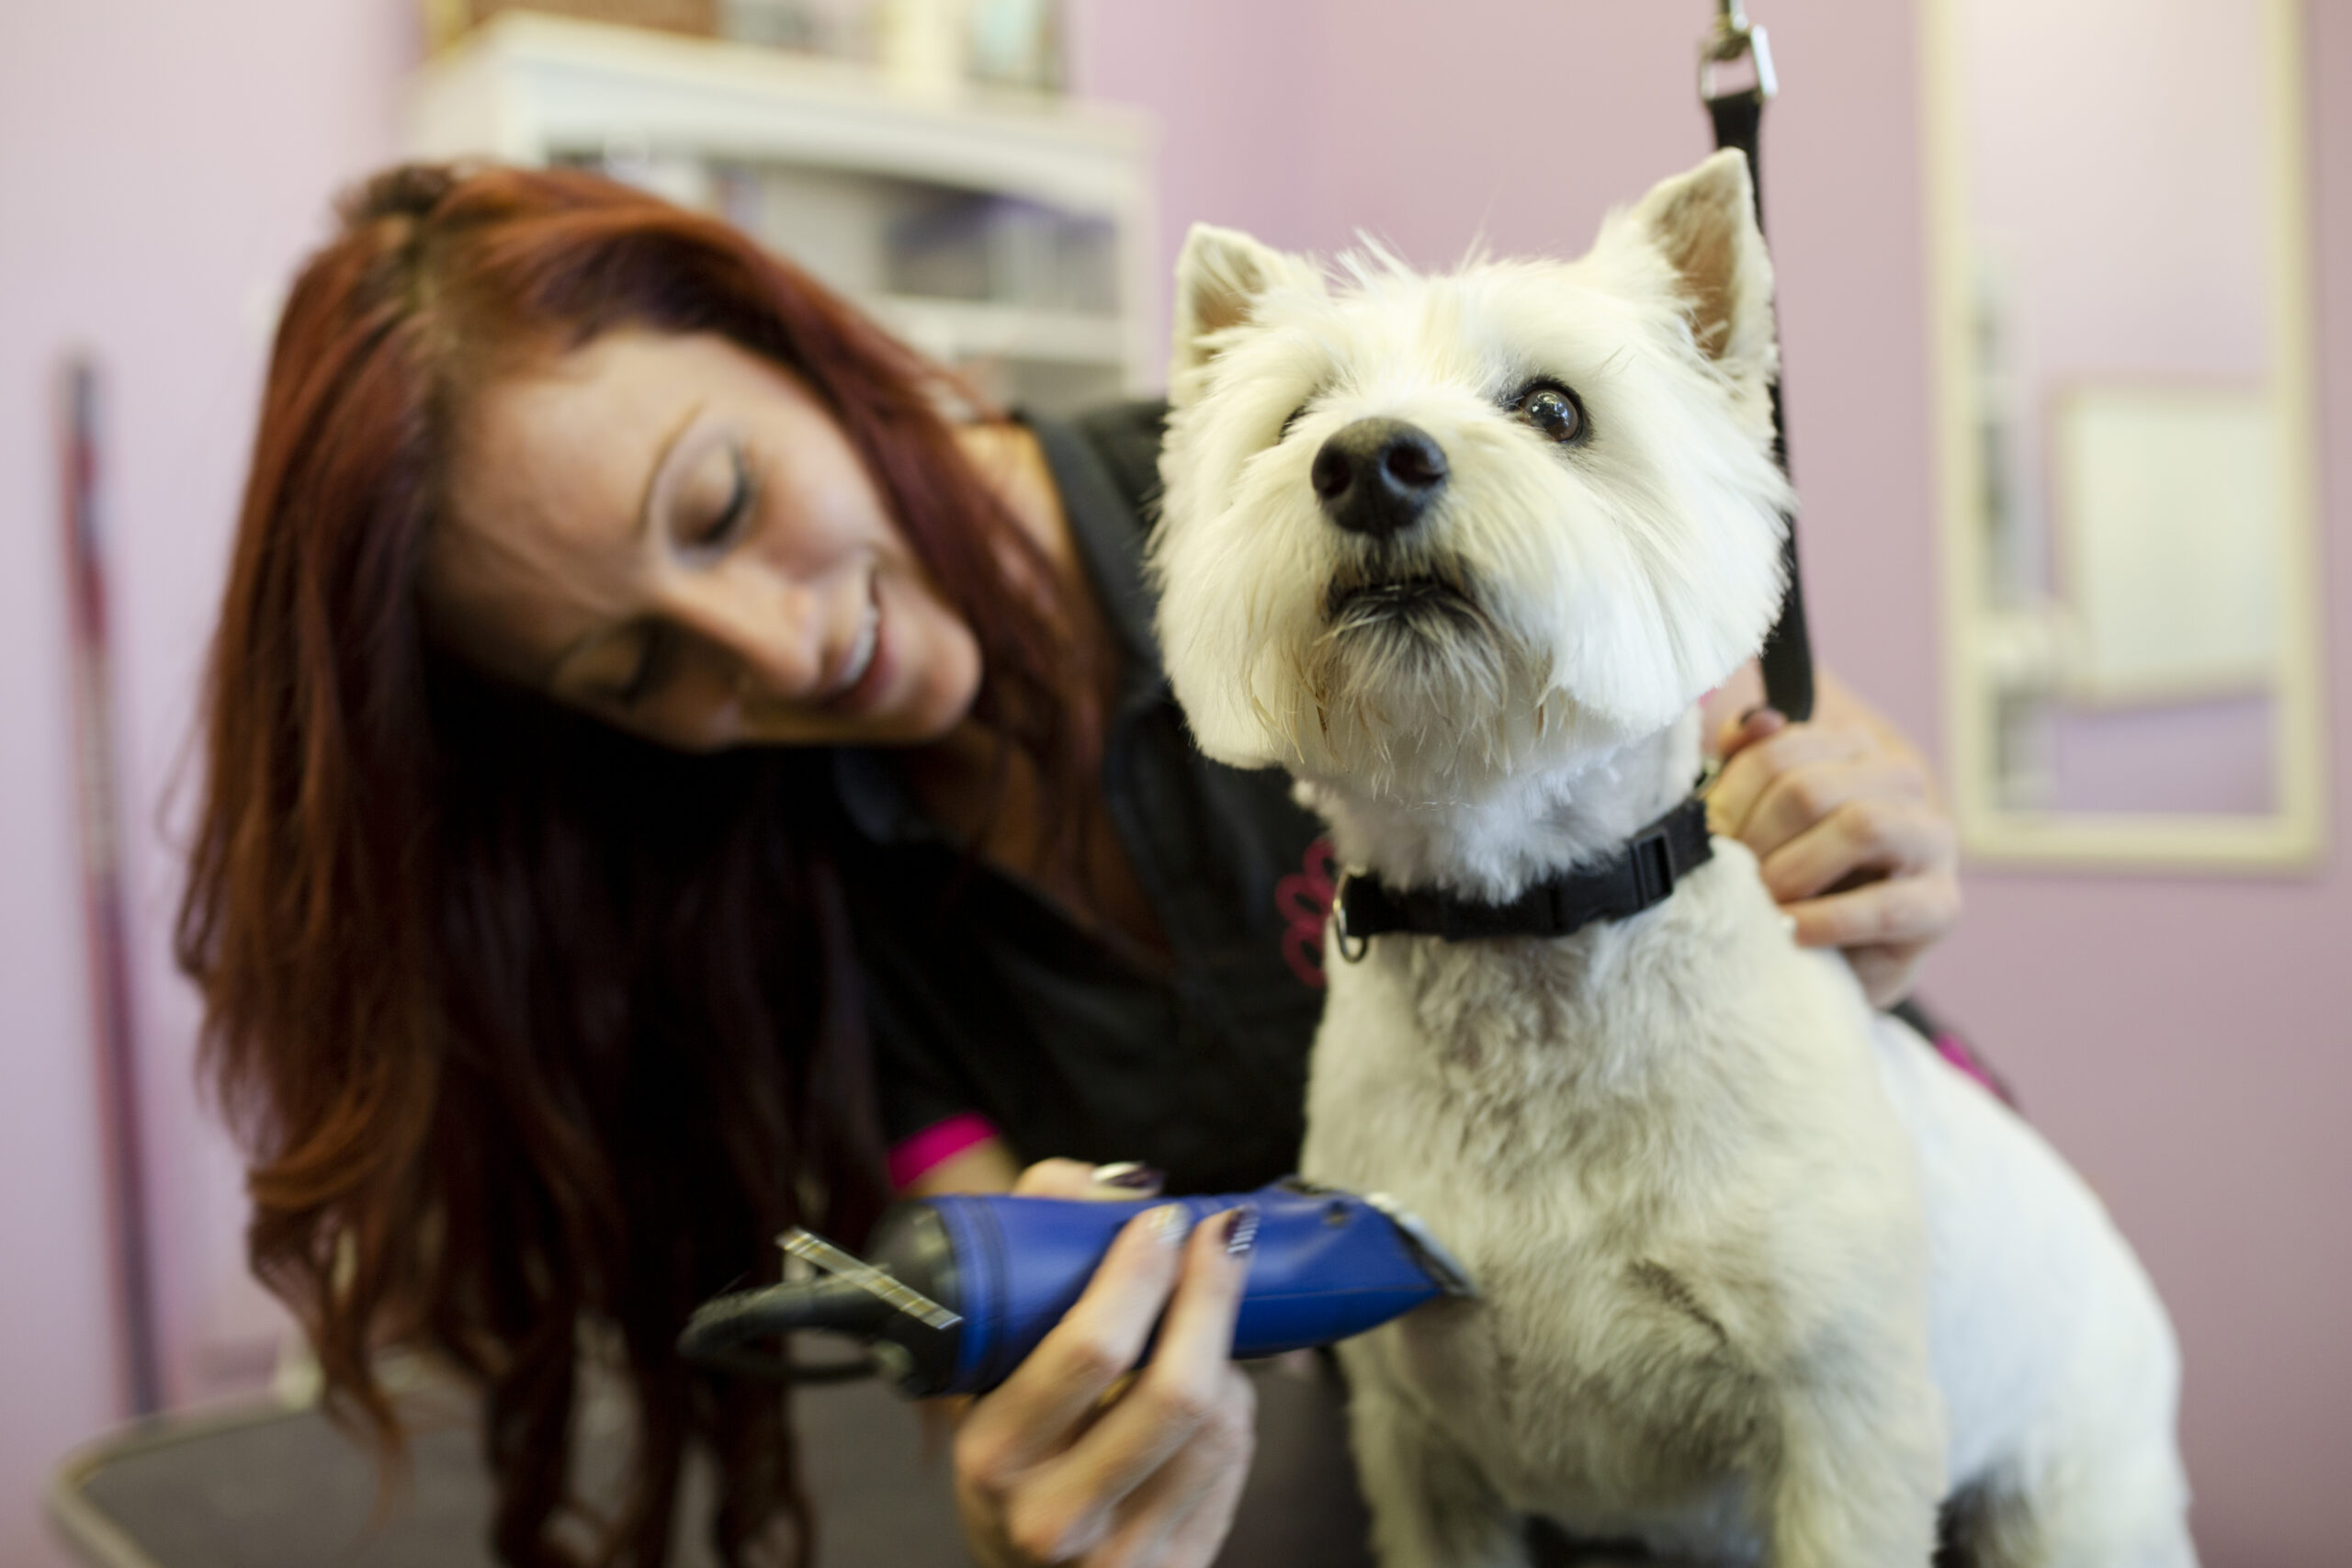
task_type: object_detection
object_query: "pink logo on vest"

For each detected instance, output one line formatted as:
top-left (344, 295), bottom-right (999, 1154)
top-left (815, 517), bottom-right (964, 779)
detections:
top-left (1274, 837), bottom-right (1339, 989)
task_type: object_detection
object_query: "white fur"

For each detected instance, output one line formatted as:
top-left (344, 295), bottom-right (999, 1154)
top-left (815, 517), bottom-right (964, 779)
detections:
top-left (1152, 151), bottom-right (2196, 1567)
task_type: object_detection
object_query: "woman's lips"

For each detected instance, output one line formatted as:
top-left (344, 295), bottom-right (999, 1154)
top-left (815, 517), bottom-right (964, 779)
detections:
top-left (819, 580), bottom-right (888, 715)
top-left (829, 603), bottom-right (879, 696)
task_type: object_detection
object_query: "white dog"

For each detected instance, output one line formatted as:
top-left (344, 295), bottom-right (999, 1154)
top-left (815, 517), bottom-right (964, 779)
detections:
top-left (1150, 150), bottom-right (2196, 1568)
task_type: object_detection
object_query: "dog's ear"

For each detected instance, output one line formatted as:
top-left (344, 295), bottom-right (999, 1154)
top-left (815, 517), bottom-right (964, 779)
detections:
top-left (1170, 224), bottom-right (1311, 404)
top-left (1618, 150), bottom-right (1777, 391)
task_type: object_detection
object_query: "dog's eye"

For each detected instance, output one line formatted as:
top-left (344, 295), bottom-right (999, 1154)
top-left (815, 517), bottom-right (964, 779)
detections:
top-left (1513, 383), bottom-right (1587, 445)
top-left (1278, 403), bottom-right (1310, 442)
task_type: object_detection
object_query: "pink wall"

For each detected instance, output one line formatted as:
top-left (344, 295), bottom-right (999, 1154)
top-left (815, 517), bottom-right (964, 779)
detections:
top-left (1964, 0), bottom-right (2271, 382)
top-left (0, 4), bottom-right (413, 1562)
top-left (0, 2), bottom-right (2342, 1564)
top-left (1077, 2), bottom-right (2352, 1563)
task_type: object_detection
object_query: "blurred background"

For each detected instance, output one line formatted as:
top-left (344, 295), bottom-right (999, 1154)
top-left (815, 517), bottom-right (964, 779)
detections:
top-left (2, 1), bottom-right (2346, 1563)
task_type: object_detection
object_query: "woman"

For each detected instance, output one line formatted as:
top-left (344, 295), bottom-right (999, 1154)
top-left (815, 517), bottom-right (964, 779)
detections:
top-left (177, 162), bottom-right (1961, 1568)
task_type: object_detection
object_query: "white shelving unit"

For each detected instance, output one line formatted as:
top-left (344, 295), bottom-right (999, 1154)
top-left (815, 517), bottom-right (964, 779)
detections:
top-left (405, 12), bottom-right (1159, 413)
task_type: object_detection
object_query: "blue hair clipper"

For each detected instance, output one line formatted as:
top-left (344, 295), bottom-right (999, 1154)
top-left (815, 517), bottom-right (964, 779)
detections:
top-left (679, 1179), bottom-right (1474, 1396)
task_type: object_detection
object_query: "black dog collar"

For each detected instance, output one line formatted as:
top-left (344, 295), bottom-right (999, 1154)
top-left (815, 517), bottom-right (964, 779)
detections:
top-left (1332, 796), bottom-right (1713, 956)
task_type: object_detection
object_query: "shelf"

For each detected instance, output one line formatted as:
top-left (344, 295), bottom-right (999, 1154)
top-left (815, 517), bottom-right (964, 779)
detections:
top-left (403, 12), bottom-right (1161, 408)
top-left (863, 296), bottom-right (1125, 366)
top-left (407, 13), bottom-right (1155, 217)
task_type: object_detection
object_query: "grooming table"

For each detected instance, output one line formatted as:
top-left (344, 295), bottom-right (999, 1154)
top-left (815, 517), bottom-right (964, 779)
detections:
top-left (48, 1356), bottom-right (1390, 1567)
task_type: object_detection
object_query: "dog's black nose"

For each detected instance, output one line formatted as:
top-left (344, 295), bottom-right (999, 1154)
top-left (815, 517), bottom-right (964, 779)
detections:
top-left (1311, 419), bottom-right (1449, 538)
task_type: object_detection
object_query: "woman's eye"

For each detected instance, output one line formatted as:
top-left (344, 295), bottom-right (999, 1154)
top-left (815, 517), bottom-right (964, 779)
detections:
top-left (685, 446), bottom-right (756, 550)
top-left (1515, 384), bottom-right (1586, 445)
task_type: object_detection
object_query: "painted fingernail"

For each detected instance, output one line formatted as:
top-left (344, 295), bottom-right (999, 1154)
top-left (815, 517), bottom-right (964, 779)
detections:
top-left (1091, 1161), bottom-right (1165, 1193)
top-left (1738, 705), bottom-right (1784, 729)
top-left (1150, 1204), bottom-right (1191, 1246)
top-left (1221, 1204), bottom-right (1261, 1258)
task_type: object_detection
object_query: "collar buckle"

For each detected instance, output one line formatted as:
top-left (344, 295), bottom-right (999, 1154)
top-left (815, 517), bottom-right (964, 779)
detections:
top-left (1630, 823), bottom-right (1679, 906)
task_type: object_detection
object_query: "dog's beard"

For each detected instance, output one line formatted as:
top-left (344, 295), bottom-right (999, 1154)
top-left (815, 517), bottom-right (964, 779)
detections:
top-left (1314, 570), bottom-right (1505, 715)
top-left (1280, 560), bottom-right (1552, 795)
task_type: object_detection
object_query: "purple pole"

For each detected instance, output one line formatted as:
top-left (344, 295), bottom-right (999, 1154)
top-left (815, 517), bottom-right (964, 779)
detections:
top-left (60, 355), bottom-right (164, 1418)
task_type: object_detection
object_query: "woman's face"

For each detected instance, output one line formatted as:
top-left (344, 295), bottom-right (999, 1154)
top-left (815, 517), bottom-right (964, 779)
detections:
top-left (428, 329), bottom-right (983, 752)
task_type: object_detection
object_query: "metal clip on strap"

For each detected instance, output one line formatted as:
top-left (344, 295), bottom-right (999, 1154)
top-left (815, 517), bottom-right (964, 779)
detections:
top-left (1702, 0), bottom-right (1778, 104)
top-left (1700, 0), bottom-right (1813, 725)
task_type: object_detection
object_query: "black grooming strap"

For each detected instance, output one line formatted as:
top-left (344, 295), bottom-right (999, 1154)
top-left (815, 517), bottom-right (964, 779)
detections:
top-left (1334, 797), bottom-right (1713, 946)
top-left (1707, 74), bottom-right (1815, 724)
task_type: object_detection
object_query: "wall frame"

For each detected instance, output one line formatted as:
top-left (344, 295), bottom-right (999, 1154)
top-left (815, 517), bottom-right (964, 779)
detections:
top-left (1921, 0), bottom-right (2328, 868)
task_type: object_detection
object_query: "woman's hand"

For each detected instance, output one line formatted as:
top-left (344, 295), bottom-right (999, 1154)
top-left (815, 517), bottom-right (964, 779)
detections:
top-left (951, 1160), bottom-right (1258, 1568)
top-left (1704, 671), bottom-right (1961, 1009)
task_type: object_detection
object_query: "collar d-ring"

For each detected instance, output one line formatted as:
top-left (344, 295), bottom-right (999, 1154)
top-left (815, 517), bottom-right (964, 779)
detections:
top-left (1331, 869), bottom-right (1373, 964)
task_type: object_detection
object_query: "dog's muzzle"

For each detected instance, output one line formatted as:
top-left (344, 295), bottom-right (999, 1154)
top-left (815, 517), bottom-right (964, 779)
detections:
top-left (1312, 418), bottom-right (1448, 539)
top-left (1323, 574), bottom-right (1479, 632)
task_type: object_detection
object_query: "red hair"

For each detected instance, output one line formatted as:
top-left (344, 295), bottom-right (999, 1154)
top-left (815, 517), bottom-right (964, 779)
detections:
top-left (176, 163), bottom-right (1095, 1565)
